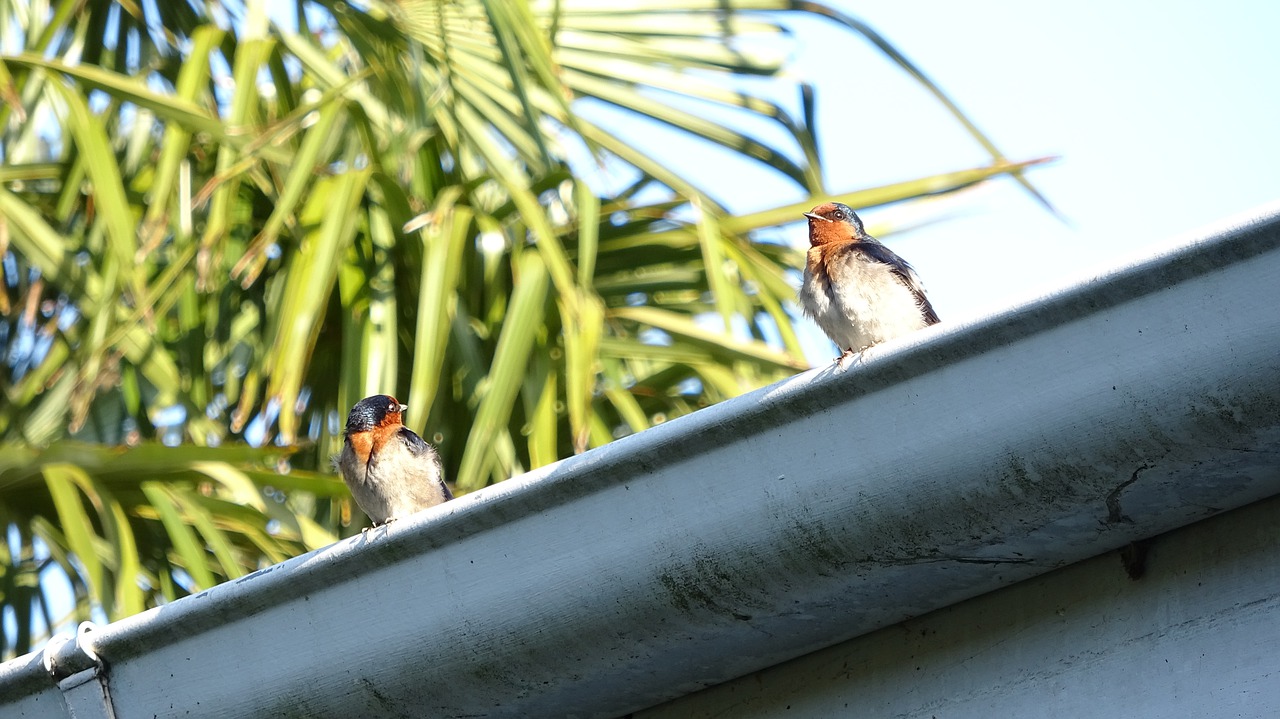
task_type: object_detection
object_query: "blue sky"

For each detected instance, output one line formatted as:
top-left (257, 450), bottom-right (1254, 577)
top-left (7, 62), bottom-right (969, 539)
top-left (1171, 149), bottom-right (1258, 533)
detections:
top-left (792, 1), bottom-right (1280, 321)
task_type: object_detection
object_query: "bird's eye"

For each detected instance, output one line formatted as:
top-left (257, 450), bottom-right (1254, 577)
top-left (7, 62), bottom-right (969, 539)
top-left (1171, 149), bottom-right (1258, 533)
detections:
top-left (833, 209), bottom-right (845, 220)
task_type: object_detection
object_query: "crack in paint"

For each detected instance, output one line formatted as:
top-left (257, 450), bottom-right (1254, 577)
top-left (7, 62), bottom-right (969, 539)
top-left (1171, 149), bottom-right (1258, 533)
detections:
top-left (1106, 463), bottom-right (1152, 524)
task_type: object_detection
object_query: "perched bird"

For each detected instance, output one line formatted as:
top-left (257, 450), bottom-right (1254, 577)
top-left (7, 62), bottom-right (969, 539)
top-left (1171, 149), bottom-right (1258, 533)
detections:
top-left (798, 202), bottom-right (940, 361)
top-left (336, 394), bottom-right (452, 527)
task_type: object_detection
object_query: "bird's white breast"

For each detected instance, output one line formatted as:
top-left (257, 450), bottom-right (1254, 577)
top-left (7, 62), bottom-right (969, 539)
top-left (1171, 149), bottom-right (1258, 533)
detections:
top-left (338, 437), bottom-right (447, 524)
top-left (800, 249), bottom-right (929, 353)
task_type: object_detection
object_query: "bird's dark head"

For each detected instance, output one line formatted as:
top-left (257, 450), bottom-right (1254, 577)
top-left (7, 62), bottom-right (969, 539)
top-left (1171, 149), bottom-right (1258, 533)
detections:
top-left (345, 395), bottom-right (407, 434)
top-left (803, 202), bottom-right (867, 246)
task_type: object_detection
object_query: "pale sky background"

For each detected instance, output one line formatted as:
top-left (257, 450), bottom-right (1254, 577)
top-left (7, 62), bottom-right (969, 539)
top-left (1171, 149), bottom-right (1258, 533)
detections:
top-left (795, 1), bottom-right (1280, 318)
top-left (587, 1), bottom-right (1280, 364)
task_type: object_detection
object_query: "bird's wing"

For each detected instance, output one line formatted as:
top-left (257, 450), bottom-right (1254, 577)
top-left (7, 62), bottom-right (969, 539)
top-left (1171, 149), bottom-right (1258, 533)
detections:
top-left (394, 426), bottom-right (453, 500)
top-left (394, 426), bottom-right (432, 456)
top-left (855, 242), bottom-right (941, 325)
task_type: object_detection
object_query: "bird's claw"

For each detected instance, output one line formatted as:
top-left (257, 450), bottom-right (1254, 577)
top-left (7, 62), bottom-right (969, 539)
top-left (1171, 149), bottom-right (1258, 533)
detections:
top-left (835, 347), bottom-right (868, 372)
top-left (363, 516), bottom-right (399, 533)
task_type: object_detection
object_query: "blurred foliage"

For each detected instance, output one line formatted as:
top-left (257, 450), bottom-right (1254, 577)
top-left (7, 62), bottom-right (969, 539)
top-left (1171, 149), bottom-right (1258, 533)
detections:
top-left (0, 0), bottom-right (1047, 657)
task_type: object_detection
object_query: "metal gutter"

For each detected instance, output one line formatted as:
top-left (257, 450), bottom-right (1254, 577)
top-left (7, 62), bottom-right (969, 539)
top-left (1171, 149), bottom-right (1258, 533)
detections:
top-left (3, 203), bottom-right (1279, 718)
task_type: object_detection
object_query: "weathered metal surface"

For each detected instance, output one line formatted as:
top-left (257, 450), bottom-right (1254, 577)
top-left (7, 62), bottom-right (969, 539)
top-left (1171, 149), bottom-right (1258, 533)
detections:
top-left (640, 493), bottom-right (1280, 717)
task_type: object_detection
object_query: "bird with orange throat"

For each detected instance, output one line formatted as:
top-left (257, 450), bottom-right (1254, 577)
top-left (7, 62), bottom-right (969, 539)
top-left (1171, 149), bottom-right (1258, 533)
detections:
top-left (336, 395), bottom-right (452, 527)
top-left (798, 202), bottom-right (939, 364)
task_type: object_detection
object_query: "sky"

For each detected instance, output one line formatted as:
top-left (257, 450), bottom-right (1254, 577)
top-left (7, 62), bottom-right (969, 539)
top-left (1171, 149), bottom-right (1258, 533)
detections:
top-left (594, 1), bottom-right (1280, 363)
top-left (793, 1), bottom-right (1280, 317)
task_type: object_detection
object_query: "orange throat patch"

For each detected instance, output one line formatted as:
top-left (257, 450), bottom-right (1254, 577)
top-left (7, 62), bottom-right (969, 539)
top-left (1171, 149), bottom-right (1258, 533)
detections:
top-left (806, 219), bottom-right (854, 248)
top-left (808, 240), bottom-right (856, 280)
top-left (348, 430), bottom-right (374, 466)
top-left (368, 422), bottom-right (403, 459)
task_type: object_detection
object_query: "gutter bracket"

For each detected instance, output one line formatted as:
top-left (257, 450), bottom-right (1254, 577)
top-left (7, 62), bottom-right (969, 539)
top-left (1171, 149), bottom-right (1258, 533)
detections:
top-left (42, 622), bottom-right (117, 719)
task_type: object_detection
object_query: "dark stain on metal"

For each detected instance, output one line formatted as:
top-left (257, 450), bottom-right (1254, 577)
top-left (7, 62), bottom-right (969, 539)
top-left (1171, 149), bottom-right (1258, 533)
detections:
top-left (656, 553), bottom-right (763, 619)
top-left (358, 677), bottom-right (396, 715)
top-left (1107, 463), bottom-right (1152, 524)
top-left (1119, 539), bottom-right (1153, 580)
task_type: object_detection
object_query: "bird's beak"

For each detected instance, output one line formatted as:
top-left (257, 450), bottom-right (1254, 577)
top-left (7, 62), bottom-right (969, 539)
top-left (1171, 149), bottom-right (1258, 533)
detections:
top-left (398, 403), bottom-right (409, 413)
top-left (803, 212), bottom-right (829, 222)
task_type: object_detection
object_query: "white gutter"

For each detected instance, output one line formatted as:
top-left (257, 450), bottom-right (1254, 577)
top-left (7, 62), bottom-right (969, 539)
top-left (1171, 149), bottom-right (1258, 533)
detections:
top-left (3, 203), bottom-right (1280, 718)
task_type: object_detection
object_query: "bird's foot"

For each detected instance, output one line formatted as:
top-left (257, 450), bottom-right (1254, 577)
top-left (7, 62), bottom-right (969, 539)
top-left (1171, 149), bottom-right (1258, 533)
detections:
top-left (363, 517), bottom-right (398, 532)
top-left (835, 347), bottom-right (868, 372)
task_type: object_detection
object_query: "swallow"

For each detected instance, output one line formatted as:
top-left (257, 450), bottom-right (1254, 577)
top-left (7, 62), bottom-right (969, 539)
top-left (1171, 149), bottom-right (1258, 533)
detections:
top-left (798, 202), bottom-right (939, 361)
top-left (336, 394), bottom-right (452, 527)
